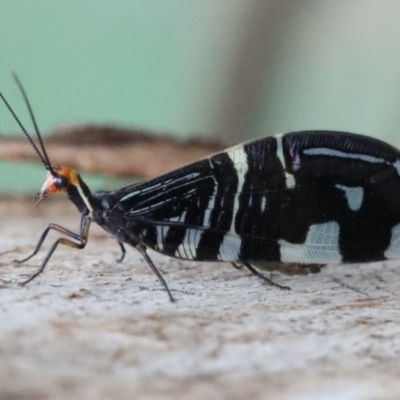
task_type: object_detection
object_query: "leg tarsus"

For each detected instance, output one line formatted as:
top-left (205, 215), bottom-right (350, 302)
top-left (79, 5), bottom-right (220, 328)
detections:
top-left (14, 227), bottom-right (51, 264)
top-left (21, 237), bottom-right (87, 285)
top-left (136, 244), bottom-right (174, 302)
top-left (21, 263), bottom-right (48, 285)
top-left (242, 262), bottom-right (291, 291)
top-left (117, 241), bottom-right (126, 263)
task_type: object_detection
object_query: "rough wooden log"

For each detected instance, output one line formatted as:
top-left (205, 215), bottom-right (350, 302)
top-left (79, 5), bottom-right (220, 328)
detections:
top-left (0, 124), bottom-right (226, 178)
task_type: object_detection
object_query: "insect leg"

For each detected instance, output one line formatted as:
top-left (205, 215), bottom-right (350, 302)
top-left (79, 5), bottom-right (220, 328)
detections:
top-left (20, 215), bottom-right (91, 285)
top-left (242, 262), bottom-right (291, 291)
top-left (15, 223), bottom-right (82, 264)
top-left (116, 241), bottom-right (126, 263)
top-left (135, 243), bottom-right (174, 302)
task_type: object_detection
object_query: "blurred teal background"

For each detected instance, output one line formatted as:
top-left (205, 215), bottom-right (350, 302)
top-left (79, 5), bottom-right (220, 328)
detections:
top-left (1, 1), bottom-right (400, 193)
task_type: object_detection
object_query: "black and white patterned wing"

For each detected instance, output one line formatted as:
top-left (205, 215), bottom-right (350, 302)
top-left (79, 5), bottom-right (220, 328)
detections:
top-left (116, 131), bottom-right (400, 264)
top-left (116, 145), bottom-right (245, 261)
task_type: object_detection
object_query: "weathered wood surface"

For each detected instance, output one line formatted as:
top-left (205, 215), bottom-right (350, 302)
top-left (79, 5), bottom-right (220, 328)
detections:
top-left (0, 125), bottom-right (225, 178)
top-left (0, 197), bottom-right (400, 399)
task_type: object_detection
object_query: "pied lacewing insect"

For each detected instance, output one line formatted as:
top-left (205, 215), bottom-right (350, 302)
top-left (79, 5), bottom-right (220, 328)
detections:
top-left (2, 76), bottom-right (400, 301)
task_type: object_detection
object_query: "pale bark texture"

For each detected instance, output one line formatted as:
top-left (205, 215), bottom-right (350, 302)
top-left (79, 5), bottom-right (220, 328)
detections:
top-left (0, 197), bottom-right (399, 399)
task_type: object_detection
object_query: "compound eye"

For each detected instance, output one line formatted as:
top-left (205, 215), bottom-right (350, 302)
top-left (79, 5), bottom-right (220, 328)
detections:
top-left (54, 175), bottom-right (68, 189)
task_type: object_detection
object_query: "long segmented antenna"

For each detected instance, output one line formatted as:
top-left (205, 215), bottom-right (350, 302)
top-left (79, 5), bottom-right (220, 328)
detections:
top-left (0, 76), bottom-right (55, 175)
top-left (12, 73), bottom-right (55, 175)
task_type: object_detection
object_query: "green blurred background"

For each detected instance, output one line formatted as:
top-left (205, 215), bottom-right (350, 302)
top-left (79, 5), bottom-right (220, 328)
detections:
top-left (1, 0), bottom-right (400, 193)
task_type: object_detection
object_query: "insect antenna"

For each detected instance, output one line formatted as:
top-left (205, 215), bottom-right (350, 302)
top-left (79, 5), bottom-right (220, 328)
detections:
top-left (0, 74), bottom-right (55, 175)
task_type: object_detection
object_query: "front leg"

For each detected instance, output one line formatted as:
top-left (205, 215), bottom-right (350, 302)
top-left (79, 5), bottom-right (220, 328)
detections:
top-left (19, 215), bottom-right (91, 285)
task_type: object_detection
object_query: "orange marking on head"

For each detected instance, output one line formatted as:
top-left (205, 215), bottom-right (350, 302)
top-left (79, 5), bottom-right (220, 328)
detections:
top-left (56, 165), bottom-right (80, 186)
top-left (38, 166), bottom-right (79, 198)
